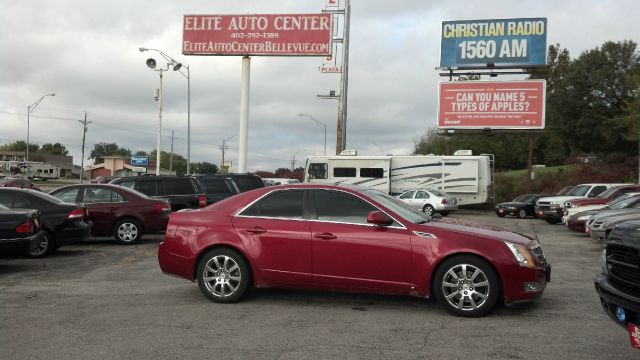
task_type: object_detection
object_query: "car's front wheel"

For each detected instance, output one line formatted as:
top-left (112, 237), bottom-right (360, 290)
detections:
top-left (114, 218), bottom-right (143, 244)
top-left (197, 248), bottom-right (251, 303)
top-left (433, 255), bottom-right (500, 317)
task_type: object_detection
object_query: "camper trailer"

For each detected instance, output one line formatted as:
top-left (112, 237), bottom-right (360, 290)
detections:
top-left (304, 152), bottom-right (493, 205)
top-left (0, 161), bottom-right (60, 180)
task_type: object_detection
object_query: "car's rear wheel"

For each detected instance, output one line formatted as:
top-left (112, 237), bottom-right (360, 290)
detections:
top-left (197, 248), bottom-right (251, 303)
top-left (423, 204), bottom-right (435, 216)
top-left (114, 218), bottom-right (143, 244)
top-left (27, 229), bottom-right (55, 258)
top-left (433, 255), bottom-right (500, 317)
top-left (517, 209), bottom-right (527, 219)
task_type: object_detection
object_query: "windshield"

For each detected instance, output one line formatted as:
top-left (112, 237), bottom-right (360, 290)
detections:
top-left (362, 189), bottom-right (429, 224)
top-left (513, 194), bottom-right (533, 202)
top-left (609, 196), bottom-right (640, 209)
top-left (556, 186), bottom-right (574, 195)
top-left (30, 190), bottom-right (64, 204)
top-left (596, 187), bottom-right (620, 199)
top-left (567, 185), bottom-right (591, 196)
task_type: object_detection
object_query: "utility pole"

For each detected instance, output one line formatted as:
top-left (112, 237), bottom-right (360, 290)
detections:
top-left (78, 112), bottom-right (92, 184)
top-left (219, 139), bottom-right (229, 173)
top-left (337, 0), bottom-right (351, 154)
top-left (169, 129), bottom-right (174, 173)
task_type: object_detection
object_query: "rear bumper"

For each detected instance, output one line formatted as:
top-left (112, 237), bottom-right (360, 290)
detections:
top-left (0, 230), bottom-right (44, 258)
top-left (158, 242), bottom-right (195, 281)
top-left (595, 273), bottom-right (640, 329)
top-left (535, 207), bottom-right (563, 221)
top-left (55, 221), bottom-right (92, 245)
top-left (434, 204), bottom-right (458, 212)
top-left (145, 215), bottom-right (171, 234)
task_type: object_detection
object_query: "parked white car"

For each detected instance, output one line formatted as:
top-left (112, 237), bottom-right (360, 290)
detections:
top-left (397, 189), bottom-right (458, 216)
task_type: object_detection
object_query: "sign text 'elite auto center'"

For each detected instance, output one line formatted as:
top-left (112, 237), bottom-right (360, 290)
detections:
top-left (182, 14), bottom-right (332, 56)
top-left (440, 18), bottom-right (547, 68)
top-left (437, 80), bottom-right (546, 130)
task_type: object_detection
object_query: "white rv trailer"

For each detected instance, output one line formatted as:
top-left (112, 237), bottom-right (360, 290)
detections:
top-left (304, 153), bottom-right (494, 205)
top-left (0, 161), bottom-right (60, 180)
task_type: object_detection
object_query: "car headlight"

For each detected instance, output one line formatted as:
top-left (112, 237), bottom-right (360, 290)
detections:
top-left (577, 215), bottom-right (591, 221)
top-left (505, 242), bottom-right (536, 268)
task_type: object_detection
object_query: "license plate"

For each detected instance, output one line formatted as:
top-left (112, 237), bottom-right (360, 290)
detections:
top-left (629, 323), bottom-right (640, 350)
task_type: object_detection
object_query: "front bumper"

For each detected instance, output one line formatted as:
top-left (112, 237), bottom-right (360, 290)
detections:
top-left (595, 273), bottom-right (640, 329)
top-left (566, 218), bottom-right (587, 232)
top-left (535, 207), bottom-right (563, 221)
top-left (503, 263), bottom-right (551, 305)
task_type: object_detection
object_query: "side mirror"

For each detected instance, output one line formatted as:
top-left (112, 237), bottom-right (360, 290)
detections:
top-left (367, 211), bottom-right (393, 226)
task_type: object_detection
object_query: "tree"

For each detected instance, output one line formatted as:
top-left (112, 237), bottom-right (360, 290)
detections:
top-left (89, 143), bottom-right (131, 164)
top-left (0, 140), bottom-right (39, 153)
top-left (191, 162), bottom-right (219, 175)
top-left (40, 143), bottom-right (69, 156)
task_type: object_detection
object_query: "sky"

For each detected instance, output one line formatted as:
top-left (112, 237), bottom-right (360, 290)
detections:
top-left (1, 0), bottom-right (638, 172)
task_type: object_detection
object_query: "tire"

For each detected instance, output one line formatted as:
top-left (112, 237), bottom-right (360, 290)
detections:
top-left (197, 248), bottom-right (251, 303)
top-left (433, 255), bottom-right (500, 317)
top-left (423, 204), bottom-right (435, 217)
top-left (114, 218), bottom-right (143, 245)
top-left (27, 229), bottom-right (55, 258)
top-left (517, 209), bottom-right (527, 219)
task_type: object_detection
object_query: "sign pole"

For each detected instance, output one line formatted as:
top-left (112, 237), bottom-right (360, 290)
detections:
top-left (238, 56), bottom-right (251, 173)
top-left (527, 133), bottom-right (534, 191)
top-left (336, 0), bottom-right (351, 154)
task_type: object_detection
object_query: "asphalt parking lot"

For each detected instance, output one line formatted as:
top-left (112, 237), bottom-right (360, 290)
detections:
top-left (1, 210), bottom-right (638, 359)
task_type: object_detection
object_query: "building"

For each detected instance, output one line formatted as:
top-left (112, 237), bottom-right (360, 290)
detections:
top-left (85, 156), bottom-right (174, 179)
top-left (0, 150), bottom-right (73, 178)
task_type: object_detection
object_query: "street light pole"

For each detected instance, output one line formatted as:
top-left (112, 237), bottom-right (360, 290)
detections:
top-left (299, 113), bottom-right (327, 155)
top-left (139, 47), bottom-right (190, 173)
top-left (26, 93), bottom-right (55, 176)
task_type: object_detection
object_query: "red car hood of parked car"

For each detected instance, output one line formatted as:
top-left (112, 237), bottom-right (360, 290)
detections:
top-left (419, 217), bottom-right (536, 247)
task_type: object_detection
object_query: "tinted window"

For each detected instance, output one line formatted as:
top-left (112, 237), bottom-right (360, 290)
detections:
top-left (117, 180), bottom-right (136, 189)
top-left (241, 190), bottom-right (304, 219)
top-left (360, 168), bottom-right (384, 178)
top-left (204, 178), bottom-right (232, 194)
top-left (164, 179), bottom-right (196, 195)
top-left (13, 194), bottom-right (31, 208)
top-left (333, 167), bottom-right (356, 177)
top-left (136, 181), bottom-right (160, 196)
top-left (54, 187), bottom-right (80, 203)
top-left (313, 190), bottom-right (377, 224)
top-left (308, 163), bottom-right (328, 179)
top-left (589, 186), bottom-right (607, 197)
top-left (0, 192), bottom-right (15, 207)
top-left (234, 176), bottom-right (263, 192)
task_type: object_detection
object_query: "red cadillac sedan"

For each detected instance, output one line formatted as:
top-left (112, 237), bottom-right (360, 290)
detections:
top-left (158, 185), bottom-right (550, 317)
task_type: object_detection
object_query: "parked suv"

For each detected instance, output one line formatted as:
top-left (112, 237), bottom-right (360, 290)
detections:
top-left (110, 176), bottom-right (206, 211)
top-left (595, 219), bottom-right (640, 350)
top-left (535, 183), bottom-right (629, 224)
top-left (192, 174), bottom-right (264, 205)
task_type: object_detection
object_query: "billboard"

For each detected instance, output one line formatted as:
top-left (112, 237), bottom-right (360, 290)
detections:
top-left (183, 14), bottom-right (332, 56)
top-left (437, 80), bottom-right (546, 130)
top-left (440, 18), bottom-right (547, 68)
top-left (130, 156), bottom-right (149, 167)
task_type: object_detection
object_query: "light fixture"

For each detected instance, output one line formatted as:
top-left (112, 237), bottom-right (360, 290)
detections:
top-left (146, 58), bottom-right (157, 69)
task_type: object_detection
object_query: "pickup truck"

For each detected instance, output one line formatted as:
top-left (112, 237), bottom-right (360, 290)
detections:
top-left (564, 185), bottom-right (640, 209)
top-left (535, 183), bottom-right (629, 224)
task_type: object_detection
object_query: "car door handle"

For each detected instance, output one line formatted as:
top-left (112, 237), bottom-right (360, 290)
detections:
top-left (246, 227), bottom-right (266, 234)
top-left (314, 233), bottom-right (337, 240)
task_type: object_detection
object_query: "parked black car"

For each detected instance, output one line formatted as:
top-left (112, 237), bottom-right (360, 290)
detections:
top-left (0, 188), bottom-right (92, 257)
top-left (191, 174), bottom-right (265, 205)
top-left (495, 194), bottom-right (547, 218)
top-left (110, 176), bottom-right (206, 211)
top-left (595, 219), bottom-right (640, 350)
top-left (0, 204), bottom-right (44, 259)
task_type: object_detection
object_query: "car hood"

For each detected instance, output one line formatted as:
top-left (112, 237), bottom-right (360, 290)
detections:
top-left (567, 204), bottom-right (606, 216)
top-left (417, 218), bottom-right (535, 247)
top-left (591, 208), bottom-right (640, 221)
top-left (537, 195), bottom-right (585, 204)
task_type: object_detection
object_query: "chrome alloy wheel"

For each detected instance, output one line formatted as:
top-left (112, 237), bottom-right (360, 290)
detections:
top-left (117, 222), bottom-right (138, 242)
top-left (441, 263), bottom-right (490, 312)
top-left (202, 255), bottom-right (242, 298)
top-left (30, 234), bottom-right (50, 257)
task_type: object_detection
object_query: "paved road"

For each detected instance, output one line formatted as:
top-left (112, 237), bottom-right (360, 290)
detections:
top-left (1, 211), bottom-right (637, 359)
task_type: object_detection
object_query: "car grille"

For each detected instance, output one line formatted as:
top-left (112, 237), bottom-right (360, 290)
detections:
top-left (536, 202), bottom-right (557, 211)
top-left (607, 244), bottom-right (640, 289)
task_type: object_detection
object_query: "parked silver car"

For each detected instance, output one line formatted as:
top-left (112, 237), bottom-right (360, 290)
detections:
top-left (397, 189), bottom-right (458, 216)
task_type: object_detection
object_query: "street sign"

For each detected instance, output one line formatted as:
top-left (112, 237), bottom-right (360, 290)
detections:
top-left (440, 18), bottom-right (547, 68)
top-left (130, 166), bottom-right (147, 173)
top-left (182, 14), bottom-right (333, 56)
top-left (130, 156), bottom-right (149, 167)
top-left (437, 80), bottom-right (546, 130)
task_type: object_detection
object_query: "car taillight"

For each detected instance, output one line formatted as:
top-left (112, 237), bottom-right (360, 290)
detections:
top-left (441, 199), bottom-right (448, 205)
top-left (68, 208), bottom-right (84, 220)
top-left (198, 195), bottom-right (207, 207)
top-left (16, 220), bottom-right (34, 234)
top-left (154, 203), bottom-right (171, 213)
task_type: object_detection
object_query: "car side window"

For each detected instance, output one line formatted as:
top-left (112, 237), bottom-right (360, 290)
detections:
top-left (165, 179), bottom-right (196, 195)
top-left (0, 192), bottom-right (15, 207)
top-left (415, 191), bottom-right (429, 199)
top-left (135, 181), bottom-right (159, 196)
top-left (84, 188), bottom-right (123, 203)
top-left (313, 190), bottom-right (378, 225)
top-left (54, 188), bottom-right (80, 203)
top-left (204, 178), bottom-right (232, 194)
top-left (399, 191), bottom-right (415, 199)
top-left (118, 180), bottom-right (135, 189)
top-left (13, 194), bottom-right (31, 208)
top-left (240, 190), bottom-right (304, 219)
top-left (589, 186), bottom-right (607, 197)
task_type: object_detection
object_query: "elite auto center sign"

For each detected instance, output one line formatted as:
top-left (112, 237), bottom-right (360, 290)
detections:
top-left (440, 18), bottom-right (547, 68)
top-left (437, 80), bottom-right (546, 130)
top-left (182, 14), bottom-right (332, 56)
